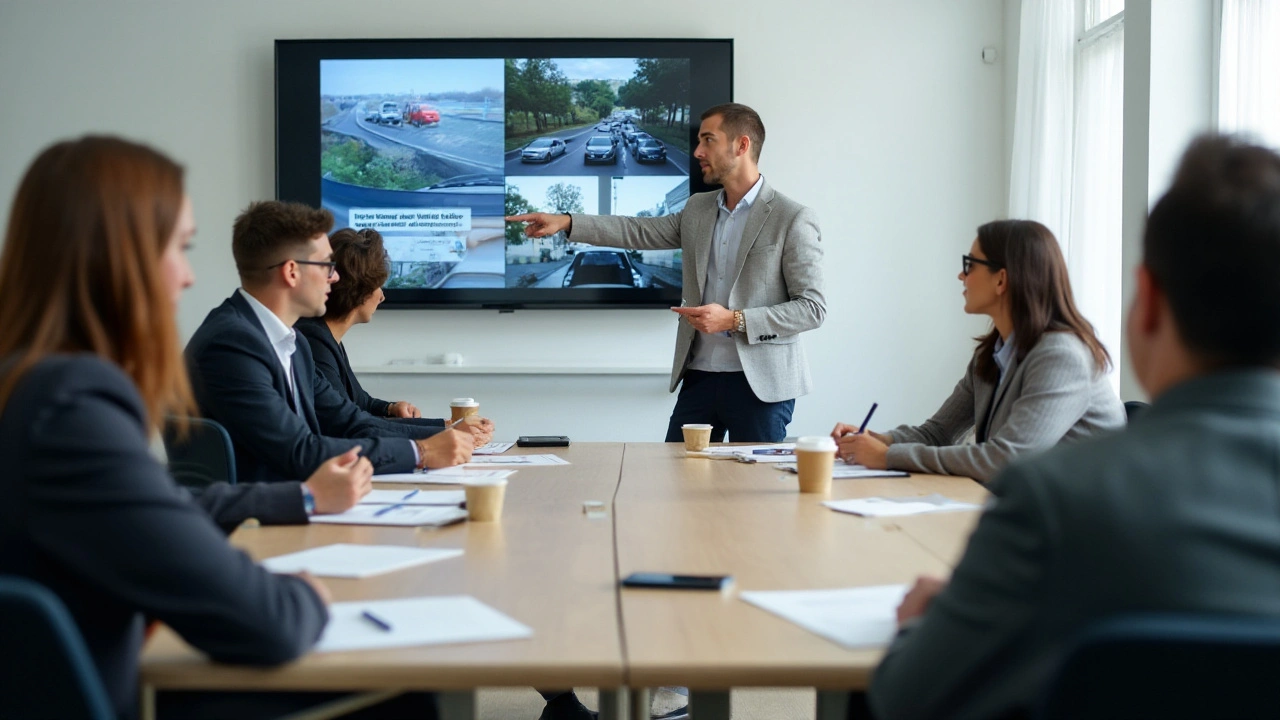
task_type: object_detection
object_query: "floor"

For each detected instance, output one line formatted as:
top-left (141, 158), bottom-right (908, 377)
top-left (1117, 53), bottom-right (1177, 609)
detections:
top-left (477, 687), bottom-right (816, 719)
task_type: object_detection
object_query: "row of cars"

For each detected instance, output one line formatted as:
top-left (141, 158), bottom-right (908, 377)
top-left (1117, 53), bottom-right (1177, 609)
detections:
top-left (520, 123), bottom-right (668, 165)
top-left (363, 101), bottom-right (441, 127)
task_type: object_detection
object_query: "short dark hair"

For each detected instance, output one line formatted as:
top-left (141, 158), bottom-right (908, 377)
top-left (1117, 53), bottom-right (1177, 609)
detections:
top-left (972, 219), bottom-right (1111, 382)
top-left (1145, 135), bottom-right (1280, 367)
top-left (325, 227), bottom-right (390, 319)
top-left (232, 200), bottom-right (333, 283)
top-left (701, 103), bottom-right (765, 163)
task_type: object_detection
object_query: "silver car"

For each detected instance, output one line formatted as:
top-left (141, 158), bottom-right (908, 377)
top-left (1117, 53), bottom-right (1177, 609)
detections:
top-left (521, 137), bottom-right (568, 163)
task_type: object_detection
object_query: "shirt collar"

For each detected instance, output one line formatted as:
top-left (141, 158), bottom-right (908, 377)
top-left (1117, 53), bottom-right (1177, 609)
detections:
top-left (237, 288), bottom-right (297, 357)
top-left (717, 174), bottom-right (765, 215)
top-left (993, 333), bottom-right (1016, 374)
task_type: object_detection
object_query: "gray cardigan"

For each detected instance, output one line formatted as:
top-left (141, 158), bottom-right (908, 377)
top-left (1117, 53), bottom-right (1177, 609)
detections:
top-left (886, 331), bottom-right (1124, 482)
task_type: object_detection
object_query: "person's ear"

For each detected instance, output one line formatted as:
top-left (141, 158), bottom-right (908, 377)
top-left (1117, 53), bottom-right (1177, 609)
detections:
top-left (995, 268), bottom-right (1008, 296)
top-left (1133, 265), bottom-right (1163, 335)
top-left (281, 260), bottom-right (301, 289)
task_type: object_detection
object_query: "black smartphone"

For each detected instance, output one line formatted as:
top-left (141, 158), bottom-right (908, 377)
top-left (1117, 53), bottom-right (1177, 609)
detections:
top-left (517, 435), bottom-right (571, 447)
top-left (620, 572), bottom-right (733, 591)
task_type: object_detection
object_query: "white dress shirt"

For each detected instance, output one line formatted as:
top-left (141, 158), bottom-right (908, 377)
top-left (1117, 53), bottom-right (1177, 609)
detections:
top-left (688, 174), bottom-right (765, 373)
top-left (238, 288), bottom-right (301, 414)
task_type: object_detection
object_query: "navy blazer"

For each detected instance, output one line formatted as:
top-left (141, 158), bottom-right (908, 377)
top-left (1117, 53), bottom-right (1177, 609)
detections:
top-left (186, 293), bottom-right (439, 485)
top-left (295, 317), bottom-right (444, 428)
top-left (0, 355), bottom-right (327, 719)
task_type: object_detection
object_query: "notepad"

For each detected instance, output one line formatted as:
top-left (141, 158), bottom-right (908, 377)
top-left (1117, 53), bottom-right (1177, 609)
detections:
top-left (740, 585), bottom-right (908, 649)
top-left (823, 494), bottom-right (982, 517)
top-left (316, 595), bottom-right (534, 652)
top-left (373, 468), bottom-right (517, 484)
top-left (473, 442), bottom-right (514, 455)
top-left (310, 505), bottom-right (469, 527)
top-left (262, 544), bottom-right (463, 578)
top-left (359, 489), bottom-right (466, 506)
top-left (464, 454), bottom-right (570, 466)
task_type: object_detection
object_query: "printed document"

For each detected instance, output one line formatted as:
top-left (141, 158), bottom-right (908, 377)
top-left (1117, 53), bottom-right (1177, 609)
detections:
top-left (740, 585), bottom-right (908, 649)
top-left (317, 595), bottom-right (533, 652)
top-left (823, 494), bottom-right (982, 517)
top-left (263, 544), bottom-right (462, 579)
top-left (310, 505), bottom-right (468, 527)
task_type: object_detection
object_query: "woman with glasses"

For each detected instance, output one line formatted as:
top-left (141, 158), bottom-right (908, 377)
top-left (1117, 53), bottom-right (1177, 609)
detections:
top-left (832, 220), bottom-right (1124, 482)
top-left (295, 227), bottom-right (495, 446)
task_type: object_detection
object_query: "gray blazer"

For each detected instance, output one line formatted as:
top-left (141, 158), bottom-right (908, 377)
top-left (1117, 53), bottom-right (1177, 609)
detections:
top-left (869, 369), bottom-right (1280, 720)
top-left (569, 177), bottom-right (826, 403)
top-left (886, 331), bottom-right (1124, 482)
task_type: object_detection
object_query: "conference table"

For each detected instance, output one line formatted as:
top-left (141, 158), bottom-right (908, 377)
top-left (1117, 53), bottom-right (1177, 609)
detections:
top-left (139, 443), bottom-right (988, 720)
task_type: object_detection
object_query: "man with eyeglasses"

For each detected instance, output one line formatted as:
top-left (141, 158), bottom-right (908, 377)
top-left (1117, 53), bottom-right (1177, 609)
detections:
top-left (185, 200), bottom-right (475, 489)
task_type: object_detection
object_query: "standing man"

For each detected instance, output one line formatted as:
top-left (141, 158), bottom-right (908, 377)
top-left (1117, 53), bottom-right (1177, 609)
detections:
top-left (508, 103), bottom-right (826, 442)
top-left (868, 136), bottom-right (1280, 719)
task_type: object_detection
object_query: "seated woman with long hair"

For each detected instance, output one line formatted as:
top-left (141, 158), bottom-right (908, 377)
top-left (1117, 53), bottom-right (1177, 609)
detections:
top-left (834, 220), bottom-right (1125, 482)
top-left (295, 227), bottom-right (494, 446)
top-left (0, 136), bottom-right (435, 719)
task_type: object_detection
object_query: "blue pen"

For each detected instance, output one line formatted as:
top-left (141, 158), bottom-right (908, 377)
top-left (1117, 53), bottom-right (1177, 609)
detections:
top-left (373, 502), bottom-right (405, 517)
top-left (856, 402), bottom-right (880, 434)
top-left (361, 610), bottom-right (393, 632)
top-left (401, 489), bottom-right (420, 501)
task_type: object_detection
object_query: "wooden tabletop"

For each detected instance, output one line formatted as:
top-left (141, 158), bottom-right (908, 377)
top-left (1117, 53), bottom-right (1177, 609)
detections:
top-left (140, 442), bottom-right (988, 693)
top-left (614, 443), bottom-right (987, 690)
top-left (141, 443), bottom-right (627, 691)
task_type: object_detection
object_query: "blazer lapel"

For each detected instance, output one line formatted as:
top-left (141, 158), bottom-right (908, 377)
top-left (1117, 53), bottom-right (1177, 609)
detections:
top-left (290, 352), bottom-right (320, 434)
top-left (727, 191), bottom-right (773, 292)
top-left (692, 203), bottom-right (713, 299)
top-left (978, 354), bottom-right (1021, 441)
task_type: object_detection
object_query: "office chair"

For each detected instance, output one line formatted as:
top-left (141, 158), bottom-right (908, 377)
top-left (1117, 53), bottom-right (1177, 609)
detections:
top-left (162, 416), bottom-right (237, 489)
top-left (1123, 400), bottom-right (1150, 422)
top-left (0, 575), bottom-right (113, 720)
top-left (1039, 613), bottom-right (1280, 719)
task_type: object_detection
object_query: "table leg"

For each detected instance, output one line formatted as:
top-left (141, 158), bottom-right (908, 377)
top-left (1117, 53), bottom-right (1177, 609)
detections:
top-left (689, 690), bottom-right (730, 720)
top-left (598, 688), bottom-right (624, 720)
top-left (629, 687), bottom-right (650, 720)
top-left (437, 690), bottom-right (477, 720)
top-left (816, 690), bottom-right (852, 720)
top-left (140, 684), bottom-right (155, 720)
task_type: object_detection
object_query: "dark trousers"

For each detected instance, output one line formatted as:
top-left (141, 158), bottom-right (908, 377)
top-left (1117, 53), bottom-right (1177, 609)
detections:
top-left (663, 370), bottom-right (795, 443)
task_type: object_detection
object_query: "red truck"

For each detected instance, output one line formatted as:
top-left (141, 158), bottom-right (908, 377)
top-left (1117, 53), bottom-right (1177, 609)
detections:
top-left (403, 103), bottom-right (441, 127)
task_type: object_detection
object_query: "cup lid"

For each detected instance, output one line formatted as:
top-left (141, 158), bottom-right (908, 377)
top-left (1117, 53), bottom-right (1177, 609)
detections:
top-left (795, 436), bottom-right (837, 452)
top-left (450, 397), bottom-right (478, 406)
top-left (464, 478), bottom-right (507, 487)
top-left (682, 423), bottom-right (714, 429)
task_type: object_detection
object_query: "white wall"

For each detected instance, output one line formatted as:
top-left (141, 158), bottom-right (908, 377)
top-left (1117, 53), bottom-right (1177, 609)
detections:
top-left (0, 0), bottom-right (1005, 441)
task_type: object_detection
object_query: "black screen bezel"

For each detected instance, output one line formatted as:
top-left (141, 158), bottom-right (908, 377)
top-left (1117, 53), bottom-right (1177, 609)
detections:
top-left (276, 38), bottom-right (733, 309)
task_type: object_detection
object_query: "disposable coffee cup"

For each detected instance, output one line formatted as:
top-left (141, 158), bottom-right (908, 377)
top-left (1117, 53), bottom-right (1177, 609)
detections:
top-left (464, 479), bottom-right (507, 522)
top-left (450, 397), bottom-right (480, 423)
top-left (794, 436), bottom-right (837, 494)
top-left (681, 423), bottom-right (714, 452)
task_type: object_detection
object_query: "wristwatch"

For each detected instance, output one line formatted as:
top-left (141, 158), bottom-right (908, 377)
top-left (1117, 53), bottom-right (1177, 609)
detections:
top-left (733, 309), bottom-right (746, 334)
top-left (300, 484), bottom-right (316, 516)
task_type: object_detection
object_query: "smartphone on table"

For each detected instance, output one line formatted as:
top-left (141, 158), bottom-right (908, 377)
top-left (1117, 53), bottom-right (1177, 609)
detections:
top-left (620, 572), bottom-right (734, 591)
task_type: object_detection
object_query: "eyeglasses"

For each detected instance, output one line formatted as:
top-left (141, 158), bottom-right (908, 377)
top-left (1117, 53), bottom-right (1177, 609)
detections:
top-left (962, 254), bottom-right (1002, 276)
top-left (264, 259), bottom-right (338, 279)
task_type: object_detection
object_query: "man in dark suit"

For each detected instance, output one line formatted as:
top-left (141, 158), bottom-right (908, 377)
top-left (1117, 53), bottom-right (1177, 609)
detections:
top-left (867, 136), bottom-right (1280, 719)
top-left (186, 201), bottom-right (473, 486)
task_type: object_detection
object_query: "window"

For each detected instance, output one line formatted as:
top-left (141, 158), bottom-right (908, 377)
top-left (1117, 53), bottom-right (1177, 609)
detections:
top-left (1009, 0), bottom-right (1124, 390)
top-left (1218, 0), bottom-right (1280, 149)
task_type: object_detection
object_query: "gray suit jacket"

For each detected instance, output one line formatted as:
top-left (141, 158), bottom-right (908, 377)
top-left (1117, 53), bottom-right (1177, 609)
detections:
top-left (869, 369), bottom-right (1280, 720)
top-left (886, 332), bottom-right (1124, 482)
top-left (569, 178), bottom-right (826, 403)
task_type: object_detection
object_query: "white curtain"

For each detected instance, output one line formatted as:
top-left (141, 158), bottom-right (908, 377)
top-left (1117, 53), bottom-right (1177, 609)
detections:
top-left (1068, 26), bottom-right (1124, 390)
top-left (1219, 0), bottom-right (1280, 149)
top-left (1008, 0), bottom-right (1076, 240)
top-left (1010, 0), bottom-right (1123, 390)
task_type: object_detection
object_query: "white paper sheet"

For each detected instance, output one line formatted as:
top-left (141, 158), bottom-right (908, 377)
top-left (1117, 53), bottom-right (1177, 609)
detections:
top-left (316, 595), bottom-right (533, 653)
top-left (740, 585), bottom-right (908, 649)
top-left (472, 442), bottom-right (514, 455)
top-left (373, 468), bottom-right (517, 484)
top-left (688, 443), bottom-right (796, 462)
top-left (310, 505), bottom-right (469, 527)
top-left (464, 454), bottom-right (570, 467)
top-left (262, 544), bottom-right (463, 579)
top-left (359, 489), bottom-right (466, 506)
top-left (823, 494), bottom-right (982, 517)
top-left (778, 460), bottom-right (910, 479)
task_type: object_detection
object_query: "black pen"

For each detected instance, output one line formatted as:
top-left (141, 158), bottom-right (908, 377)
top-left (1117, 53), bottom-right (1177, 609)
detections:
top-left (361, 610), bottom-right (393, 632)
top-left (856, 402), bottom-right (879, 434)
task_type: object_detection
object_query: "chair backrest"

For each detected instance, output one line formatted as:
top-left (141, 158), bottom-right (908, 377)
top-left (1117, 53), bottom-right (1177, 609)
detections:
top-left (1123, 400), bottom-right (1150, 422)
top-left (1040, 613), bottom-right (1280, 719)
top-left (162, 416), bottom-right (236, 488)
top-left (0, 576), bottom-right (114, 720)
